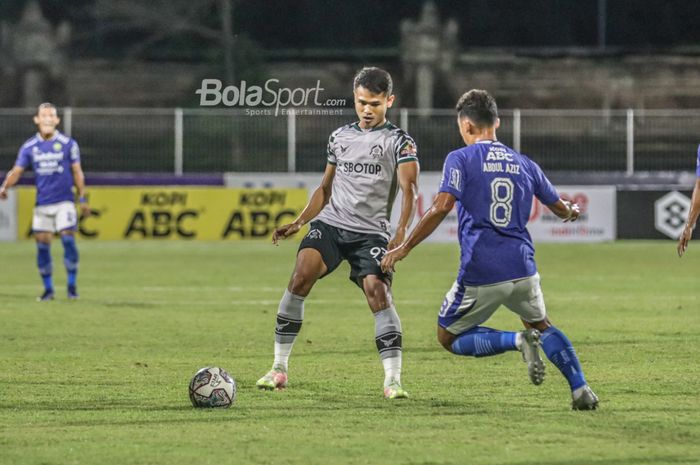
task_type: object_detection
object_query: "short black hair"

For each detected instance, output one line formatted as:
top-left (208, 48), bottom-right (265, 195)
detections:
top-left (455, 90), bottom-right (498, 127)
top-left (353, 67), bottom-right (393, 96)
top-left (37, 102), bottom-right (58, 114)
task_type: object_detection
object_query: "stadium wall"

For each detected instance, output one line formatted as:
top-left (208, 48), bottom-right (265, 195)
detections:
top-left (0, 176), bottom-right (692, 242)
top-left (6, 55), bottom-right (700, 109)
top-left (617, 188), bottom-right (694, 239)
top-left (0, 189), bottom-right (17, 241)
top-left (224, 173), bottom-right (617, 243)
top-left (223, 174), bottom-right (698, 242)
top-left (11, 186), bottom-right (308, 241)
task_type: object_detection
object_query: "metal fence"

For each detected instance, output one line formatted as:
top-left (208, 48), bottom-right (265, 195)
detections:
top-left (1, 108), bottom-right (699, 173)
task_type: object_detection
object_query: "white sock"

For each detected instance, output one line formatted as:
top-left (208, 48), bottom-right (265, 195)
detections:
top-left (515, 332), bottom-right (524, 350)
top-left (272, 289), bottom-right (305, 372)
top-left (273, 342), bottom-right (293, 372)
top-left (374, 306), bottom-right (403, 386)
top-left (572, 385), bottom-right (587, 399)
top-left (382, 356), bottom-right (401, 386)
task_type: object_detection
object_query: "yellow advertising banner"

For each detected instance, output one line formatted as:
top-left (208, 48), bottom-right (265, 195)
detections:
top-left (17, 187), bottom-right (308, 240)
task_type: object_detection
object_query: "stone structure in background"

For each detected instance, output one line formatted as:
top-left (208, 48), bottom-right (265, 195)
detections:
top-left (2, 0), bottom-right (700, 109)
top-left (0, 0), bottom-right (70, 107)
top-left (400, 1), bottom-right (458, 110)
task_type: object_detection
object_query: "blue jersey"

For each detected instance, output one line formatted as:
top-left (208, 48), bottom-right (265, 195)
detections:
top-left (16, 131), bottom-right (81, 206)
top-left (438, 140), bottom-right (559, 286)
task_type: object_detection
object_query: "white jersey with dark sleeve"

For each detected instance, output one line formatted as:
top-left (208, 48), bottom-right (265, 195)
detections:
top-left (316, 121), bottom-right (418, 239)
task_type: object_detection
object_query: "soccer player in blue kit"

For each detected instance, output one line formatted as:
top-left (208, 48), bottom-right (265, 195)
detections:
top-left (0, 103), bottom-right (90, 301)
top-left (677, 145), bottom-right (700, 257)
top-left (381, 90), bottom-right (599, 410)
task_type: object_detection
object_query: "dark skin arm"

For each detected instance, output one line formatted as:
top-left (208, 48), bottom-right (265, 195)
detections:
top-left (381, 194), bottom-right (581, 273)
top-left (272, 163), bottom-right (336, 244)
top-left (678, 178), bottom-right (700, 257)
top-left (0, 165), bottom-right (25, 199)
top-left (71, 163), bottom-right (90, 217)
top-left (381, 192), bottom-right (456, 273)
top-left (388, 161), bottom-right (419, 250)
top-left (547, 198), bottom-right (580, 222)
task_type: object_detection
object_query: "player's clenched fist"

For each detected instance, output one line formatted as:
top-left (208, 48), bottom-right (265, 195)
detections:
top-left (562, 200), bottom-right (581, 222)
top-left (272, 221), bottom-right (303, 245)
top-left (381, 245), bottom-right (409, 273)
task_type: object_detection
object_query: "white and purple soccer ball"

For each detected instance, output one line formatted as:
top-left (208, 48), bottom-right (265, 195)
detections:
top-left (189, 367), bottom-right (237, 408)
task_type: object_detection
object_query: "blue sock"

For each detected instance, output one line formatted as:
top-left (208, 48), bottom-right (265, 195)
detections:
top-left (541, 326), bottom-right (587, 391)
top-left (61, 235), bottom-right (79, 288)
top-left (37, 242), bottom-right (53, 291)
top-left (451, 326), bottom-right (518, 357)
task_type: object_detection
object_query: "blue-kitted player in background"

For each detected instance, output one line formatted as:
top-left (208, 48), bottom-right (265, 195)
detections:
top-left (0, 103), bottom-right (90, 301)
top-left (381, 89), bottom-right (599, 410)
top-left (677, 145), bottom-right (700, 257)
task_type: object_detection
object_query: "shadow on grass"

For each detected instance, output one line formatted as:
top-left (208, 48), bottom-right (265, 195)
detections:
top-left (292, 346), bottom-right (444, 357)
top-left (0, 297), bottom-right (163, 309)
top-left (99, 301), bottom-right (161, 309)
top-left (509, 455), bottom-right (696, 465)
top-left (0, 394), bottom-right (489, 416)
top-left (0, 401), bottom-right (191, 412)
top-left (0, 292), bottom-right (33, 299)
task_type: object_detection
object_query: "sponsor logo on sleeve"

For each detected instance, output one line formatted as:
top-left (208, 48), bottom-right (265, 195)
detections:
top-left (449, 168), bottom-right (462, 192)
top-left (399, 140), bottom-right (417, 159)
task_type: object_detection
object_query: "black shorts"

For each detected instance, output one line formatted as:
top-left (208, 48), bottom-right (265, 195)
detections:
top-left (298, 220), bottom-right (392, 287)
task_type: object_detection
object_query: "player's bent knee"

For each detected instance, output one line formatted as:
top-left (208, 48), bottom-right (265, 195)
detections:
top-left (363, 275), bottom-right (388, 291)
top-left (437, 327), bottom-right (456, 352)
top-left (288, 264), bottom-right (324, 296)
top-left (362, 275), bottom-right (391, 310)
top-left (439, 340), bottom-right (453, 352)
top-left (288, 272), bottom-right (316, 297)
top-left (523, 318), bottom-right (551, 332)
top-left (288, 250), bottom-right (327, 296)
top-left (34, 233), bottom-right (52, 244)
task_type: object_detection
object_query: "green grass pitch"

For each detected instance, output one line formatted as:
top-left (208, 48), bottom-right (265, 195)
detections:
top-left (0, 240), bottom-right (699, 465)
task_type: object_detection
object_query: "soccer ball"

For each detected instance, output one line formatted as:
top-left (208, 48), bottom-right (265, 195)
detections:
top-left (188, 366), bottom-right (237, 408)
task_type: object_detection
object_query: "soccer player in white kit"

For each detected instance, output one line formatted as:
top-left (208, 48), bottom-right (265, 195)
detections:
top-left (0, 103), bottom-right (90, 300)
top-left (256, 67), bottom-right (419, 399)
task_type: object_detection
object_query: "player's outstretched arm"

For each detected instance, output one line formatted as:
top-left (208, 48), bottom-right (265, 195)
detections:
top-left (389, 161), bottom-right (419, 250)
top-left (272, 163), bottom-right (336, 245)
top-left (0, 165), bottom-right (25, 200)
top-left (678, 178), bottom-right (700, 257)
top-left (71, 163), bottom-right (90, 217)
top-left (546, 199), bottom-right (580, 222)
top-left (381, 191), bottom-right (455, 273)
